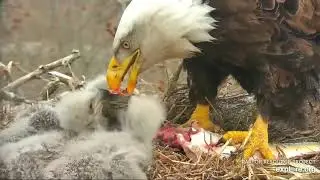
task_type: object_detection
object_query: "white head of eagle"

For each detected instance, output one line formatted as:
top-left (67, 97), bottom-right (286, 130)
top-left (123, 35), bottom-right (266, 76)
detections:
top-left (106, 0), bottom-right (216, 94)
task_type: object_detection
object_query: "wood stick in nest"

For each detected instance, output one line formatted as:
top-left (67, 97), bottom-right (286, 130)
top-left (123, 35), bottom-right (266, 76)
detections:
top-left (163, 62), bottom-right (183, 102)
top-left (42, 71), bottom-right (85, 100)
top-left (39, 80), bottom-right (63, 100)
top-left (165, 84), bottom-right (257, 127)
top-left (0, 61), bottom-right (13, 88)
top-left (0, 90), bottom-right (34, 104)
top-left (2, 50), bottom-right (80, 92)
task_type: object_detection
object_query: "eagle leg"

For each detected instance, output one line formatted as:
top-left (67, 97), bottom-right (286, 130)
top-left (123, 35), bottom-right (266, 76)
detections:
top-left (223, 114), bottom-right (275, 159)
top-left (181, 104), bottom-right (221, 132)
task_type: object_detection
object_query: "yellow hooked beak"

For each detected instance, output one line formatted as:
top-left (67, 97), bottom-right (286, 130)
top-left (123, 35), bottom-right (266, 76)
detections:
top-left (106, 49), bottom-right (141, 94)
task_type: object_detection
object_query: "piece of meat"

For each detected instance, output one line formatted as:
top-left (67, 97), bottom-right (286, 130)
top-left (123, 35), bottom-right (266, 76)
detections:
top-left (155, 122), bottom-right (224, 153)
top-left (155, 122), bottom-right (192, 148)
top-left (155, 123), bottom-right (320, 162)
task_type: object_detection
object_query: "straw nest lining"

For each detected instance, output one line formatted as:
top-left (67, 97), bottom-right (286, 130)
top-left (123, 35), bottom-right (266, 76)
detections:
top-left (1, 82), bottom-right (320, 179)
top-left (165, 84), bottom-right (257, 132)
top-left (164, 83), bottom-right (320, 143)
top-left (1, 102), bottom-right (320, 180)
top-left (156, 82), bottom-right (320, 179)
top-left (147, 142), bottom-right (320, 180)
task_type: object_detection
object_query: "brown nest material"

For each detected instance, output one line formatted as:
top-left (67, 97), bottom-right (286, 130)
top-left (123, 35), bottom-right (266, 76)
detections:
top-left (165, 84), bottom-right (320, 143)
top-left (148, 142), bottom-right (320, 180)
top-left (148, 143), bottom-right (242, 180)
top-left (157, 81), bottom-right (320, 179)
top-left (0, 101), bottom-right (37, 129)
top-left (2, 81), bottom-right (320, 179)
top-left (165, 85), bottom-right (256, 130)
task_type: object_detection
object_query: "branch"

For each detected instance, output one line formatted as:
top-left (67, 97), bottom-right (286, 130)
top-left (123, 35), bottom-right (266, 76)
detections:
top-left (0, 61), bottom-right (13, 87)
top-left (162, 62), bottom-right (183, 102)
top-left (48, 71), bottom-right (85, 91)
top-left (66, 63), bottom-right (86, 91)
top-left (39, 80), bottom-right (62, 100)
top-left (12, 61), bottom-right (50, 82)
top-left (47, 71), bottom-right (73, 85)
top-left (0, 89), bottom-right (34, 104)
top-left (2, 50), bottom-right (80, 91)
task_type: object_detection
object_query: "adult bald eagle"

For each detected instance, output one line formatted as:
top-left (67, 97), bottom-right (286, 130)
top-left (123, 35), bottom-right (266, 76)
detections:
top-left (106, 0), bottom-right (320, 159)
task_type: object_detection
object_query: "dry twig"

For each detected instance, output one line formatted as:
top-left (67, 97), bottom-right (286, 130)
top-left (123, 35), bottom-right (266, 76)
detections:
top-left (163, 62), bottom-right (183, 102)
top-left (47, 71), bottom-right (85, 91)
top-left (2, 50), bottom-right (80, 91)
top-left (39, 80), bottom-right (63, 100)
top-left (47, 71), bottom-right (73, 84)
top-left (0, 90), bottom-right (34, 104)
top-left (0, 61), bottom-right (13, 87)
top-left (12, 61), bottom-right (50, 82)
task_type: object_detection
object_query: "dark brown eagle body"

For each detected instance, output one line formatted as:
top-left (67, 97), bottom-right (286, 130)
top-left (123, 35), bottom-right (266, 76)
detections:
top-left (184, 0), bottom-right (320, 134)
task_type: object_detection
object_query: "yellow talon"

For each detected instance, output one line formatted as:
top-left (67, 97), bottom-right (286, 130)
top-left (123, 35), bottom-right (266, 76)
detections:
top-left (223, 114), bottom-right (275, 160)
top-left (223, 131), bottom-right (248, 144)
top-left (181, 104), bottom-right (221, 132)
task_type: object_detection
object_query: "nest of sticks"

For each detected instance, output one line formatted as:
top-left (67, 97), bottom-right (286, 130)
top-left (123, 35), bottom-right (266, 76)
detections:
top-left (1, 53), bottom-right (320, 179)
top-left (153, 82), bottom-right (320, 179)
top-left (151, 86), bottom-right (320, 179)
top-left (152, 64), bottom-right (320, 179)
top-left (163, 64), bottom-right (320, 143)
top-left (148, 142), bottom-right (320, 180)
top-left (165, 84), bottom-right (257, 131)
top-left (1, 99), bottom-right (320, 180)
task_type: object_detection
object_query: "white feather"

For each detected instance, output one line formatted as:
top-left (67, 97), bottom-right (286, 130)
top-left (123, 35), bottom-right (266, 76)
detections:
top-left (0, 80), bottom-right (166, 179)
top-left (113, 0), bottom-right (216, 71)
top-left (84, 74), bottom-right (107, 92)
top-left (115, 0), bottom-right (215, 48)
top-left (54, 89), bottom-right (107, 133)
top-left (43, 95), bottom-right (165, 179)
top-left (0, 105), bottom-right (60, 146)
top-left (119, 94), bottom-right (166, 144)
top-left (0, 76), bottom-right (109, 147)
top-left (0, 131), bottom-right (70, 179)
top-left (43, 131), bottom-right (148, 179)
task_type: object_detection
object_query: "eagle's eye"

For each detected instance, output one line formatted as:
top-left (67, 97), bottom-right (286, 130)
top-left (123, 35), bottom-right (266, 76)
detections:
top-left (122, 41), bottom-right (130, 49)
